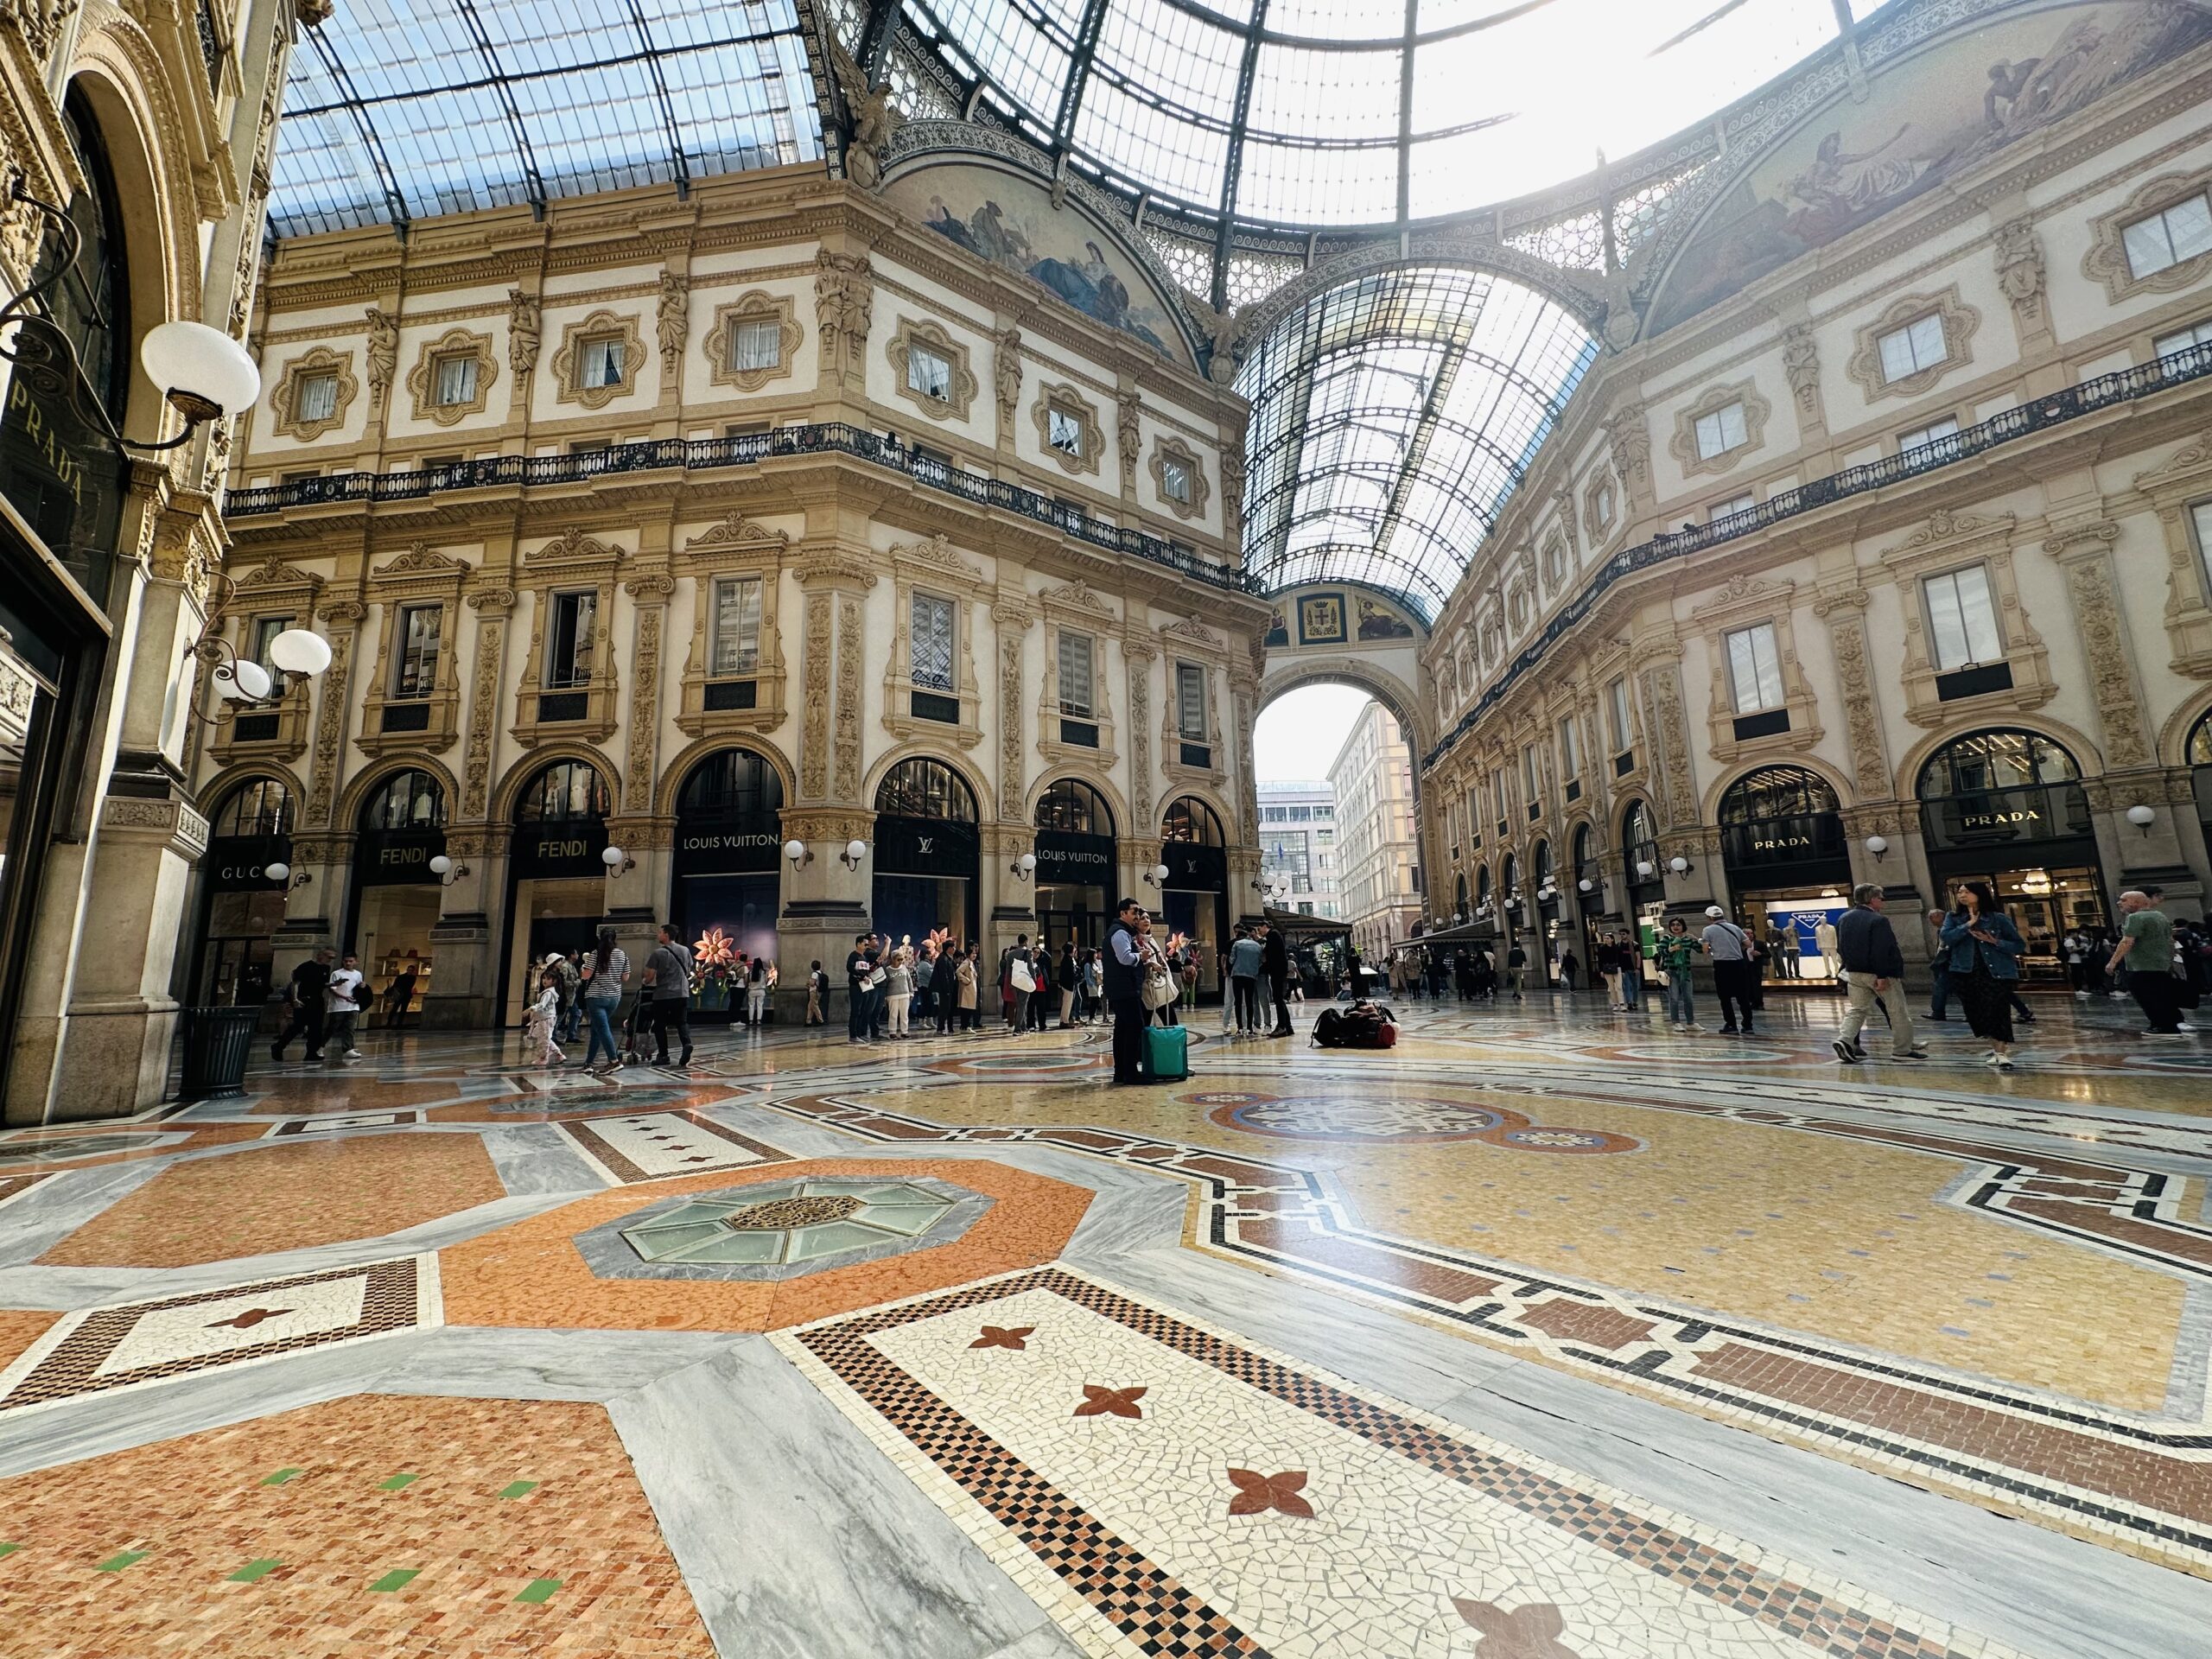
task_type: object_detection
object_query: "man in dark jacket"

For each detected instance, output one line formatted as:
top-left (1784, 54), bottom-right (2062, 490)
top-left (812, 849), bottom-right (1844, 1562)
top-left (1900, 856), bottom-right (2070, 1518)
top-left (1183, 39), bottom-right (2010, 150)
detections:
top-left (273, 949), bottom-right (334, 1062)
top-left (1103, 898), bottom-right (1150, 1085)
top-left (1833, 884), bottom-right (1925, 1063)
top-left (1260, 920), bottom-right (1293, 1036)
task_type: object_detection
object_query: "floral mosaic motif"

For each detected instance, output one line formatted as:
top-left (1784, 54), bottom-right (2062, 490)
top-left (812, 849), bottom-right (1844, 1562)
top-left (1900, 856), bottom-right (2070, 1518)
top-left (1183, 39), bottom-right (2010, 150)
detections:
top-left (620, 1179), bottom-right (958, 1267)
top-left (971, 1325), bottom-right (1033, 1351)
top-left (1198, 1093), bottom-right (1640, 1154)
top-left (1454, 1598), bottom-right (1582, 1659)
top-left (1074, 1384), bottom-right (1146, 1420)
top-left (1225, 1467), bottom-right (1313, 1518)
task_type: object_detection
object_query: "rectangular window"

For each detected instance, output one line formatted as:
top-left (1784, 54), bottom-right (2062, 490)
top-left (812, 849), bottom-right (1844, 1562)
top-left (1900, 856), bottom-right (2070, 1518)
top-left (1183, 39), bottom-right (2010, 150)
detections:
top-left (1711, 493), bottom-right (1756, 523)
top-left (731, 318), bottom-right (782, 372)
top-left (393, 605), bottom-right (442, 699)
top-left (1057, 631), bottom-right (1094, 716)
top-left (1161, 454), bottom-right (1192, 504)
top-left (2123, 193), bottom-right (2212, 279)
top-left (1047, 408), bottom-right (1084, 457)
top-left (1175, 662), bottom-right (1206, 740)
top-left (709, 576), bottom-right (763, 677)
top-left (2154, 319), bottom-right (2212, 363)
top-left (249, 614), bottom-right (292, 673)
top-left (1593, 482), bottom-right (1614, 526)
top-left (1557, 715), bottom-right (1579, 780)
top-left (546, 590), bottom-right (598, 687)
top-left (1876, 313), bottom-right (1948, 382)
top-left (905, 342), bottom-right (951, 401)
top-left (1923, 566), bottom-right (2003, 672)
top-left (433, 353), bottom-right (477, 407)
top-left (296, 372), bottom-right (338, 424)
top-left (910, 592), bottom-right (955, 691)
top-left (2194, 501), bottom-right (2212, 598)
top-left (1899, 416), bottom-right (1961, 456)
top-left (579, 335), bottom-right (626, 390)
top-left (1724, 624), bottom-right (1785, 715)
top-left (1693, 401), bottom-right (1748, 460)
top-left (1605, 677), bottom-right (1631, 753)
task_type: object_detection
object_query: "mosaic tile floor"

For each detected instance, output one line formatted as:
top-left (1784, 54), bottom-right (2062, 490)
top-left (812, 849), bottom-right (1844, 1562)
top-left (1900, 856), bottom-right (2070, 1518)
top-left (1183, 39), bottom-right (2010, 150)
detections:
top-left (2, 993), bottom-right (2209, 1657)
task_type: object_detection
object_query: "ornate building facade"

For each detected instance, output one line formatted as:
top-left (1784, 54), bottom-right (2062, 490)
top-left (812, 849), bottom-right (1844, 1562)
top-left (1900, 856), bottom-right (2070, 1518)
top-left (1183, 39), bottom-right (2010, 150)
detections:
top-left (1414, 3), bottom-right (2212, 983)
top-left (197, 145), bottom-right (1267, 1028)
top-left (0, 0), bottom-right (311, 1122)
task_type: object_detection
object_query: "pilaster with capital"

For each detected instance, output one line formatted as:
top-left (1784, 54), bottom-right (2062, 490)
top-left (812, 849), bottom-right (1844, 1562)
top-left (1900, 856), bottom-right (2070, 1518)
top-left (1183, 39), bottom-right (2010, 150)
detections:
top-left (1124, 635), bottom-right (1156, 834)
top-left (1814, 587), bottom-right (1891, 801)
top-left (460, 588), bottom-right (514, 822)
top-left (991, 596), bottom-right (1033, 823)
top-left (2045, 522), bottom-right (2151, 769)
top-left (303, 601), bottom-right (365, 828)
top-left (624, 574), bottom-right (676, 814)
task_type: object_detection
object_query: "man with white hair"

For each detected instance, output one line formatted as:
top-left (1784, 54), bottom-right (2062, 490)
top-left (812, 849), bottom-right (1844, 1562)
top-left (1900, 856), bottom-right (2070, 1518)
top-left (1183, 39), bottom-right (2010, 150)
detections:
top-left (2109, 889), bottom-right (2186, 1038)
top-left (1700, 905), bottom-right (1758, 1035)
top-left (1831, 884), bottom-right (1925, 1063)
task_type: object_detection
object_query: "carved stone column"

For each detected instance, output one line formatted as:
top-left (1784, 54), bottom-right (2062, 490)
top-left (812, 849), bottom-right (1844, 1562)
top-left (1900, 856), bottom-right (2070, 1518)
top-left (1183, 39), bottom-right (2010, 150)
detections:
top-left (2046, 523), bottom-right (2152, 771)
top-left (1124, 635), bottom-right (1156, 842)
top-left (303, 600), bottom-right (365, 830)
top-left (1814, 587), bottom-right (1893, 804)
top-left (1993, 214), bottom-right (2060, 378)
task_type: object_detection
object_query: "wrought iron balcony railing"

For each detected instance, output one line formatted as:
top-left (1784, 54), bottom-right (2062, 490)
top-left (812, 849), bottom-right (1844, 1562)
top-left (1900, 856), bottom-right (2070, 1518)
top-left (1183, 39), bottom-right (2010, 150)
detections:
top-left (226, 422), bottom-right (1257, 595)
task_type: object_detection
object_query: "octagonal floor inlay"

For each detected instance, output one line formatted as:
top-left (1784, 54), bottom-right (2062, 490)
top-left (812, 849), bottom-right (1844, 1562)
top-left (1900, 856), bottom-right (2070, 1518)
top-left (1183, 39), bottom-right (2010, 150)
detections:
top-left (620, 1180), bottom-right (963, 1268)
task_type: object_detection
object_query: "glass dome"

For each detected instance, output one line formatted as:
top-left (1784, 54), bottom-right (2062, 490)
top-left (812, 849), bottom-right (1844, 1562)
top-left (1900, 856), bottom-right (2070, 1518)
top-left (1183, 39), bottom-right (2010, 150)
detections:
top-left (888, 0), bottom-right (1866, 232)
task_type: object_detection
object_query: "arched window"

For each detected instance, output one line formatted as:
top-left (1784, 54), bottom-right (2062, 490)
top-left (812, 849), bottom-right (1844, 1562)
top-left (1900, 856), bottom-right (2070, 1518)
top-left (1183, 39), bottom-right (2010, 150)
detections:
top-left (1503, 853), bottom-right (1521, 896)
top-left (359, 770), bottom-right (445, 831)
top-left (1533, 841), bottom-right (1553, 888)
top-left (212, 778), bottom-right (294, 838)
top-left (2191, 710), bottom-right (2212, 844)
top-left (516, 760), bottom-right (611, 823)
top-left (1452, 872), bottom-right (1468, 912)
top-left (1719, 765), bottom-right (1839, 823)
top-left (36, 89), bottom-right (128, 416)
top-left (677, 748), bottom-right (784, 820)
top-left (1036, 778), bottom-right (1114, 836)
top-left (1571, 823), bottom-right (1592, 884)
top-left (1622, 799), bottom-right (1655, 852)
top-left (1476, 866), bottom-right (1492, 906)
top-left (1162, 796), bottom-right (1224, 846)
top-left (876, 757), bottom-right (977, 822)
top-left (1918, 728), bottom-right (2081, 795)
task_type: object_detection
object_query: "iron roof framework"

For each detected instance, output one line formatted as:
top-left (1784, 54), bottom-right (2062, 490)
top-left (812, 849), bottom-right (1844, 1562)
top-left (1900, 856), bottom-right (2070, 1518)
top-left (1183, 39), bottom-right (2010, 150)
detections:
top-left (1237, 264), bottom-right (1595, 620)
top-left (269, 0), bottom-right (824, 238)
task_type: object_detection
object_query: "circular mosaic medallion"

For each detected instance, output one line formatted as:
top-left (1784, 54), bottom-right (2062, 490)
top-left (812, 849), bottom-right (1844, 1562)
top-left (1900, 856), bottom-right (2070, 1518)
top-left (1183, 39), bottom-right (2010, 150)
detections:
top-left (1203, 1092), bottom-right (1638, 1154)
top-left (725, 1194), bottom-right (864, 1230)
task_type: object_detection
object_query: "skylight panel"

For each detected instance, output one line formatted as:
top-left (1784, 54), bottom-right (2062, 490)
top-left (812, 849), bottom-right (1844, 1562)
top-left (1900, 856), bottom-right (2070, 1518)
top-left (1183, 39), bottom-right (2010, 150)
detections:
top-left (1243, 40), bottom-right (1403, 143)
top-left (1266, 0), bottom-right (1403, 41)
top-left (928, 0), bottom-right (1077, 122)
top-left (1093, 0), bottom-right (1246, 126)
top-left (1236, 137), bottom-right (1400, 226)
top-left (1075, 76), bottom-right (1232, 207)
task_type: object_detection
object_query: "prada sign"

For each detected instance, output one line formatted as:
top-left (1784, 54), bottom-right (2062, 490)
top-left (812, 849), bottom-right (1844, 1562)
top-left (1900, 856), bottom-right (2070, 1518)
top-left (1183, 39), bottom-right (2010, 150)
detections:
top-left (1923, 785), bottom-right (2089, 854)
top-left (1719, 811), bottom-right (1848, 880)
top-left (1961, 809), bottom-right (2041, 830)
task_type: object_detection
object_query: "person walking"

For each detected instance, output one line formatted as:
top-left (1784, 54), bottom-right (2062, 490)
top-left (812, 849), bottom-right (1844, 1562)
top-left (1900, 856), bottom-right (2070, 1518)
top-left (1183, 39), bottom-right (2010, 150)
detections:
top-left (645, 923), bottom-right (695, 1067)
top-left (956, 947), bottom-right (981, 1031)
top-left (1081, 949), bottom-right (1103, 1023)
top-left (804, 960), bottom-right (827, 1026)
top-left (845, 933), bottom-right (880, 1045)
top-left (580, 925), bottom-right (629, 1074)
top-left (1031, 944), bottom-right (1054, 1030)
top-left (1558, 948), bottom-right (1580, 993)
top-left (382, 963), bottom-right (419, 1030)
top-left (544, 950), bottom-right (582, 1046)
top-left (1615, 936), bottom-right (1642, 1013)
top-left (1228, 925), bottom-right (1263, 1034)
top-left (1942, 881), bottom-right (2026, 1070)
top-left (747, 955), bottom-right (771, 1027)
top-left (1105, 898), bottom-right (1151, 1085)
top-left (999, 934), bottom-right (1033, 1032)
top-left (1262, 920), bottom-right (1294, 1037)
top-left (1832, 885), bottom-right (1925, 1063)
top-left (325, 952), bottom-right (365, 1064)
top-left (883, 944), bottom-right (913, 1039)
top-left (273, 949), bottom-right (334, 1062)
top-left (1654, 917), bottom-right (1699, 1030)
top-left (1055, 941), bottom-right (1079, 1027)
top-left (525, 967), bottom-right (565, 1067)
top-left (1925, 907), bottom-right (1955, 1021)
top-left (1700, 907), bottom-right (1757, 1034)
top-left (2108, 889), bottom-right (2185, 1038)
top-left (1505, 940), bottom-right (1528, 1002)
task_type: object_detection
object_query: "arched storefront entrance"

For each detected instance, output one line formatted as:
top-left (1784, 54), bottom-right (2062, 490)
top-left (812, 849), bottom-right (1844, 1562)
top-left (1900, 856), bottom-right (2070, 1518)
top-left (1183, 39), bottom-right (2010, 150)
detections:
top-left (504, 760), bottom-right (611, 1020)
top-left (1717, 766), bottom-right (1852, 986)
top-left (1532, 840), bottom-right (1560, 979)
top-left (1500, 852), bottom-right (1523, 962)
top-left (2190, 710), bottom-right (2212, 858)
top-left (1034, 779), bottom-right (1116, 953)
top-left (1917, 728), bottom-right (2104, 979)
top-left (873, 757), bottom-right (980, 947)
top-left (671, 748), bottom-right (785, 1018)
top-left (347, 769), bottom-right (447, 1026)
top-left (192, 779), bottom-right (295, 1009)
top-left (1618, 798), bottom-right (1664, 962)
top-left (1160, 796), bottom-right (1229, 999)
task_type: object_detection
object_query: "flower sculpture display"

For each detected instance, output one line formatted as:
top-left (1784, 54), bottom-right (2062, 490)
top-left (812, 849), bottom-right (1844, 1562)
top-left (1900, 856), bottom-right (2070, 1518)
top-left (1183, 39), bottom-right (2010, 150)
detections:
top-left (927, 927), bottom-right (954, 953)
top-left (694, 926), bottom-right (735, 969)
top-left (1167, 931), bottom-right (1190, 957)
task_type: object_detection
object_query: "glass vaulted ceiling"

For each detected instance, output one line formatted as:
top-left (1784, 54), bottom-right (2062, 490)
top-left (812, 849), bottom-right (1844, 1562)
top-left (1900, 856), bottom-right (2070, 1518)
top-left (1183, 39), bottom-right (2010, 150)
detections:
top-left (901, 0), bottom-right (1856, 230)
top-left (269, 0), bottom-right (823, 238)
top-left (1239, 267), bottom-right (1596, 619)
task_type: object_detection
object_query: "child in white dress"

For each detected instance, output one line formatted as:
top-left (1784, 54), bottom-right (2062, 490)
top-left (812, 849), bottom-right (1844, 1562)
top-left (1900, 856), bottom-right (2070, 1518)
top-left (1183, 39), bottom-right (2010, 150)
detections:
top-left (525, 969), bottom-right (564, 1066)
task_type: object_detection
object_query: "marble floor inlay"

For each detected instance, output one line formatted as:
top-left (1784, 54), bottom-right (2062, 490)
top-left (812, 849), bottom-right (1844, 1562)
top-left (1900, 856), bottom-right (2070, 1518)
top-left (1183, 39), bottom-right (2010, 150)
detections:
top-left (1, 998), bottom-right (2209, 1657)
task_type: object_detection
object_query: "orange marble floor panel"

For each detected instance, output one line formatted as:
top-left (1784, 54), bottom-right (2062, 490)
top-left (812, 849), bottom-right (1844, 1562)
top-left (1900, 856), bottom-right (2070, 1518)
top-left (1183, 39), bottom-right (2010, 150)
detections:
top-left (437, 1157), bottom-right (1090, 1332)
top-left (245, 1078), bottom-right (490, 1115)
top-left (37, 1135), bottom-right (507, 1268)
top-left (0, 1393), bottom-right (713, 1659)
top-left (0, 1309), bottom-right (60, 1370)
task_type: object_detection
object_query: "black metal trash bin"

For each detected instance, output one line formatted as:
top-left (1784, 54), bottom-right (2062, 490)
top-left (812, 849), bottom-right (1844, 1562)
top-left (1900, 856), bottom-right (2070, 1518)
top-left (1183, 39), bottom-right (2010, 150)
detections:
top-left (178, 1006), bottom-right (260, 1101)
